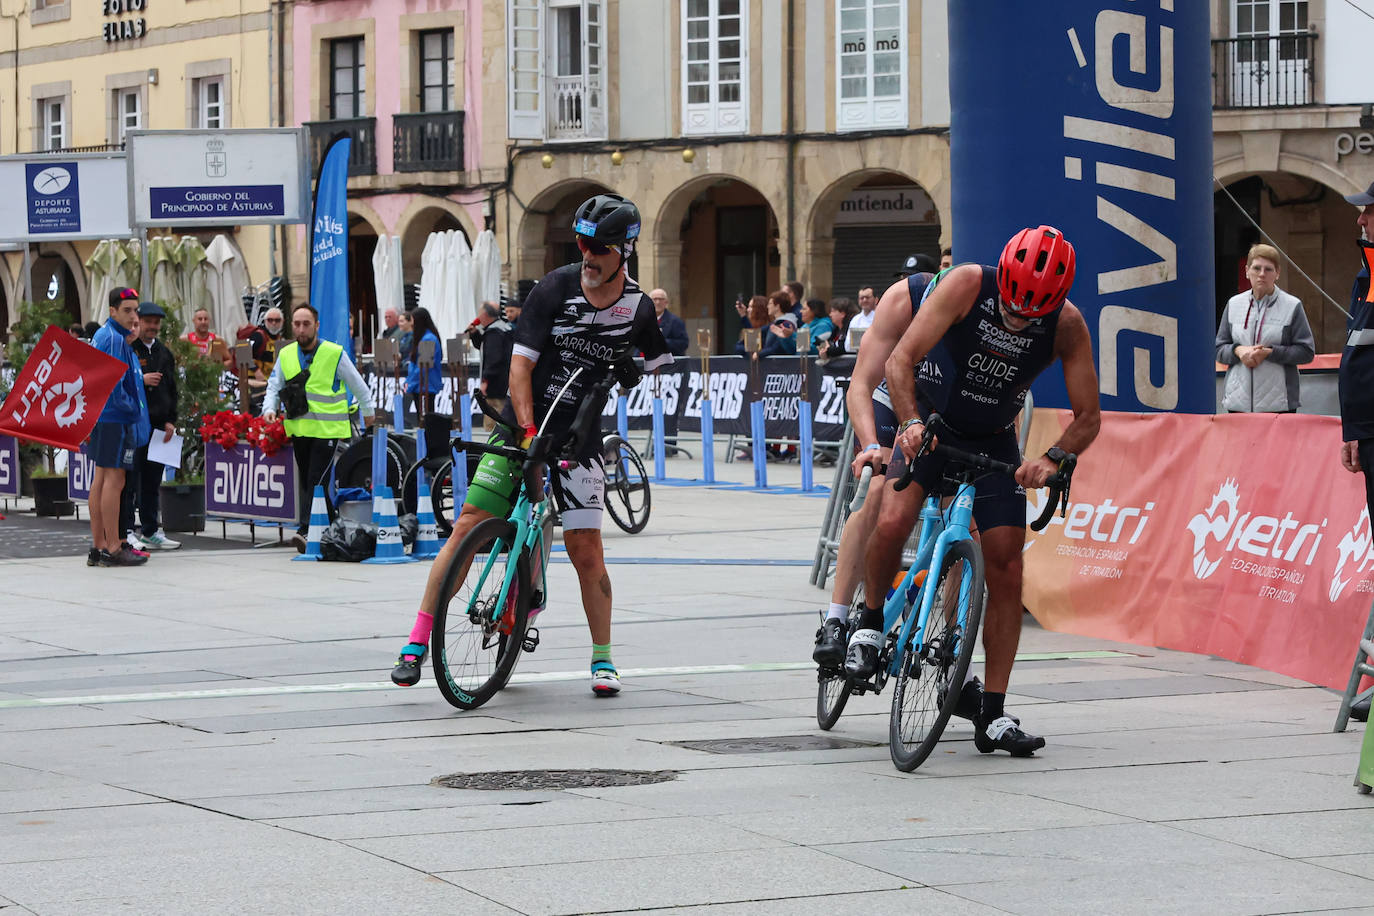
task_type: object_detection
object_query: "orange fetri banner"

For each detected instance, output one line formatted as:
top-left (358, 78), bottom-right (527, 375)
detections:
top-left (1023, 409), bottom-right (1374, 689)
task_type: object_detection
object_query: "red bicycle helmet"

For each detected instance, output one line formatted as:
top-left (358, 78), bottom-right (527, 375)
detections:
top-left (996, 226), bottom-right (1076, 318)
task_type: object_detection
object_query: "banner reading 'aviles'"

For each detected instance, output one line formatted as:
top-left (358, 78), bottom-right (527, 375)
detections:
top-left (1023, 409), bottom-right (1374, 689)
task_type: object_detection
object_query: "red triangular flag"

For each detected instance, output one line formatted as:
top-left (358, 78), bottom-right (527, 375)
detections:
top-left (0, 326), bottom-right (129, 451)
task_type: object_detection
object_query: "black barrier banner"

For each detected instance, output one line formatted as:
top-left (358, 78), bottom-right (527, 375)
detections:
top-left (350, 355), bottom-right (853, 443)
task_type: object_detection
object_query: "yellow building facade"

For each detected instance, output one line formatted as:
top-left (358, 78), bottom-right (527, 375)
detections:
top-left (0, 0), bottom-right (280, 331)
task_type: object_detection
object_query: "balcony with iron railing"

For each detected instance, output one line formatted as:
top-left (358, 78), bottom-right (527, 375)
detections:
top-left (393, 110), bottom-right (465, 173)
top-left (1212, 33), bottom-right (1317, 109)
top-left (302, 117), bottom-right (377, 176)
top-left (39, 142), bottom-right (125, 154)
top-left (548, 74), bottom-right (605, 141)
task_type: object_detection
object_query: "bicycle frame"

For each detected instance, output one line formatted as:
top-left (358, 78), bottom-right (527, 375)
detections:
top-left (463, 487), bottom-right (549, 627)
top-left (879, 479), bottom-right (979, 678)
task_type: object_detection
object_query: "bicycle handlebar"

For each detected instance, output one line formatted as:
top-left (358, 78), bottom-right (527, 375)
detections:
top-left (891, 413), bottom-right (1076, 533)
top-left (455, 373), bottom-right (623, 502)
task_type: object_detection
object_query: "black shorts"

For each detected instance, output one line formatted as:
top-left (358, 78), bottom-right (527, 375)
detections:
top-left (872, 398), bottom-right (898, 450)
top-left (885, 424), bottom-right (1026, 531)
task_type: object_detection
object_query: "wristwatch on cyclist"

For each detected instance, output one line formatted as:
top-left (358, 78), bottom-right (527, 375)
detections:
top-left (1045, 446), bottom-right (1069, 467)
top-left (897, 417), bottom-right (924, 437)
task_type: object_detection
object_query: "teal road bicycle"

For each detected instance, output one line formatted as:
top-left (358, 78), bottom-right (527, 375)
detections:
top-left (816, 414), bottom-right (1074, 771)
top-left (430, 369), bottom-right (616, 711)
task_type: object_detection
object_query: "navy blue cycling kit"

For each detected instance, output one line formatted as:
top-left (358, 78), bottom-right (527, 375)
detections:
top-left (884, 266), bottom-right (1062, 531)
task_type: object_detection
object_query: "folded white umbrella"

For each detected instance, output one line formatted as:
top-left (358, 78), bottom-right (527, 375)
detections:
top-left (204, 234), bottom-right (250, 338)
top-left (472, 229), bottom-right (502, 309)
top-left (371, 234), bottom-right (404, 341)
top-left (445, 230), bottom-right (475, 340)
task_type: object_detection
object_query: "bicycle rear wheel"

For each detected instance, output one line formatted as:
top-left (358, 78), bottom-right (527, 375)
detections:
top-left (602, 435), bottom-right (652, 534)
top-left (889, 539), bottom-right (985, 772)
top-left (430, 459), bottom-right (455, 538)
top-left (816, 590), bottom-right (862, 731)
top-left (431, 517), bottom-right (531, 711)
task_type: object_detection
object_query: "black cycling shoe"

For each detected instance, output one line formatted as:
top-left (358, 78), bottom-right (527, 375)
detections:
top-left (390, 643), bottom-right (427, 687)
top-left (843, 629), bottom-right (882, 680)
top-left (813, 619), bottom-right (847, 667)
top-left (974, 715), bottom-right (1046, 757)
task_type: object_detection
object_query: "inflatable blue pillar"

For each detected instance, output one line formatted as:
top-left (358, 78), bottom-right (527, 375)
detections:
top-left (950, 2), bottom-right (1213, 413)
top-left (371, 425), bottom-right (387, 495)
top-left (798, 400), bottom-right (814, 492)
top-left (749, 400), bottom-right (767, 489)
top-left (651, 396), bottom-right (667, 481)
top-left (700, 398), bottom-right (716, 484)
top-left (616, 394), bottom-right (629, 441)
top-left (454, 392), bottom-right (472, 506)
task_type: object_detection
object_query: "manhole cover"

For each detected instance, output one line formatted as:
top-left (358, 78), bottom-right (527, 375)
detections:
top-left (431, 769), bottom-right (679, 790)
top-left (666, 735), bottom-right (880, 754)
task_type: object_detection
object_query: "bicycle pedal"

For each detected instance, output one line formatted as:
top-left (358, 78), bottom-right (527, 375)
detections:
top-left (521, 627), bottom-right (540, 653)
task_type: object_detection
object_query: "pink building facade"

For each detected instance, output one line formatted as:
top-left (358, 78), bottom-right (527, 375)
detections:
top-left (289, 0), bottom-right (493, 332)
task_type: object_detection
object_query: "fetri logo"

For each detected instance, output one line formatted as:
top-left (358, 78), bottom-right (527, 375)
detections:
top-left (6, 340), bottom-right (85, 430)
top-left (1185, 479), bottom-right (1328, 582)
top-left (1330, 508), bottom-right (1374, 602)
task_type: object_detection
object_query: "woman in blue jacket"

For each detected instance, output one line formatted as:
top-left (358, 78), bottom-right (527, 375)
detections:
top-left (799, 298), bottom-right (835, 356)
top-left (403, 307), bottom-right (444, 416)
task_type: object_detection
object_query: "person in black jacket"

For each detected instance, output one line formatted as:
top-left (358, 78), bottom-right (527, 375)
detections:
top-left (471, 299), bottom-right (519, 420)
top-left (123, 303), bottom-right (181, 551)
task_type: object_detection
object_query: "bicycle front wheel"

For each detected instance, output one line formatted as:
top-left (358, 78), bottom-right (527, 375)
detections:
top-left (603, 435), bottom-right (652, 534)
top-left (431, 517), bottom-right (531, 711)
top-left (889, 538), bottom-right (985, 772)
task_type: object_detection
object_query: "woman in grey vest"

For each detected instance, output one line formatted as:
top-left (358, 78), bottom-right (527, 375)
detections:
top-left (1216, 244), bottom-right (1316, 413)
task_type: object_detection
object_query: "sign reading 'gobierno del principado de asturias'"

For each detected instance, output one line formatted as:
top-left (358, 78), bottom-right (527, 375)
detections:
top-left (126, 128), bottom-right (309, 228)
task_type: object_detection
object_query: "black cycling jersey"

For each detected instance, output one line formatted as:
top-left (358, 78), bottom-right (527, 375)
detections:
top-left (510, 263), bottom-right (672, 457)
top-left (915, 266), bottom-right (1060, 437)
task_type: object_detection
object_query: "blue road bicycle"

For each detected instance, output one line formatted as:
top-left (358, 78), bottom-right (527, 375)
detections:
top-left (816, 414), bottom-right (1074, 772)
top-left (429, 369), bottom-right (615, 711)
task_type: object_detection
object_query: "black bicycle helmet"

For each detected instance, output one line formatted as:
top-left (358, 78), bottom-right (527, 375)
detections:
top-left (572, 194), bottom-right (641, 246)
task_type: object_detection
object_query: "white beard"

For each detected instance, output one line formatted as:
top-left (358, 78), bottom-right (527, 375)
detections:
top-left (581, 263), bottom-right (605, 289)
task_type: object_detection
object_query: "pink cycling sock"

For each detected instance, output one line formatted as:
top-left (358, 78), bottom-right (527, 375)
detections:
top-left (406, 612), bottom-right (434, 656)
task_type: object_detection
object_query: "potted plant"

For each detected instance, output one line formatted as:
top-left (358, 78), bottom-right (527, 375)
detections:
top-left (156, 309), bottom-right (229, 533)
top-left (3, 298), bottom-right (77, 516)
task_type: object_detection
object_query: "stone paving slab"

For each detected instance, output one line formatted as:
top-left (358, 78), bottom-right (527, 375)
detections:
top-left (598, 889), bottom-right (1008, 916)
top-left (439, 846), bottom-right (907, 916)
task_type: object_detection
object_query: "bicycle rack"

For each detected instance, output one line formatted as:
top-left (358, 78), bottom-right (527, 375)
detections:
top-left (1334, 595), bottom-right (1374, 732)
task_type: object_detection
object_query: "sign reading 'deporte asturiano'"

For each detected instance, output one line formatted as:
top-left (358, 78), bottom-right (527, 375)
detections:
top-left (25, 162), bottom-right (81, 234)
top-left (127, 129), bottom-right (309, 228)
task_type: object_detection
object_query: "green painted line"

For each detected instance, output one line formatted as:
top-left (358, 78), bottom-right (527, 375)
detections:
top-left (0, 651), bottom-right (1131, 710)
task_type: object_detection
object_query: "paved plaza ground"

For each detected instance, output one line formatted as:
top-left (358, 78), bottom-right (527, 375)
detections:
top-left (0, 456), bottom-right (1370, 915)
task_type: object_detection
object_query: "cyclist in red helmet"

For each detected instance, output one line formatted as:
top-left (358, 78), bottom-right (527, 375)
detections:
top-left (844, 225), bottom-right (1101, 756)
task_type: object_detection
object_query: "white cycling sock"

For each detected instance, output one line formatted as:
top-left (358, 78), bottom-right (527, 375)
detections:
top-left (826, 602), bottom-right (849, 622)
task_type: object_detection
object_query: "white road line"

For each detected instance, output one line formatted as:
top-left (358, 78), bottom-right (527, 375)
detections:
top-left (0, 652), bottom-right (1129, 710)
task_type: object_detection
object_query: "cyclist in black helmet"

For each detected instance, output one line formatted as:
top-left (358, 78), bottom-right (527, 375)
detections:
top-left (391, 193), bottom-right (672, 697)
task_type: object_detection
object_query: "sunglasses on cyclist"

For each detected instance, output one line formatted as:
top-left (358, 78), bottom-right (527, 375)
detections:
top-left (576, 236), bottom-right (615, 256)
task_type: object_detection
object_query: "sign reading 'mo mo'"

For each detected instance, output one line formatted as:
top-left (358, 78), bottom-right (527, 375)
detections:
top-left (950, 2), bottom-right (1213, 413)
top-left (126, 128), bottom-right (310, 228)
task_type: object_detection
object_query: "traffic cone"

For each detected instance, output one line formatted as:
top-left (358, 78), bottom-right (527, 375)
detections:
top-left (412, 477), bottom-right (442, 560)
top-left (363, 486), bottom-right (416, 565)
top-left (292, 486), bottom-right (328, 562)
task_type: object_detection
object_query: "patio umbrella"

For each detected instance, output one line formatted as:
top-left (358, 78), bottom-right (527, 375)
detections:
top-left (176, 236), bottom-right (210, 326)
top-left (371, 234), bottom-right (404, 340)
top-left (148, 235), bottom-right (180, 317)
top-left (446, 230), bottom-right (475, 339)
top-left (472, 229), bottom-right (502, 310)
top-left (204, 234), bottom-right (250, 339)
top-left (418, 231), bottom-right (449, 335)
top-left (84, 239), bottom-right (128, 323)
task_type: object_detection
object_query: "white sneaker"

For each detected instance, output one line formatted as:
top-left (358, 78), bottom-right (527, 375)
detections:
top-left (591, 663), bottom-right (621, 697)
top-left (125, 531), bottom-right (149, 551)
top-left (141, 529), bottom-right (181, 550)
